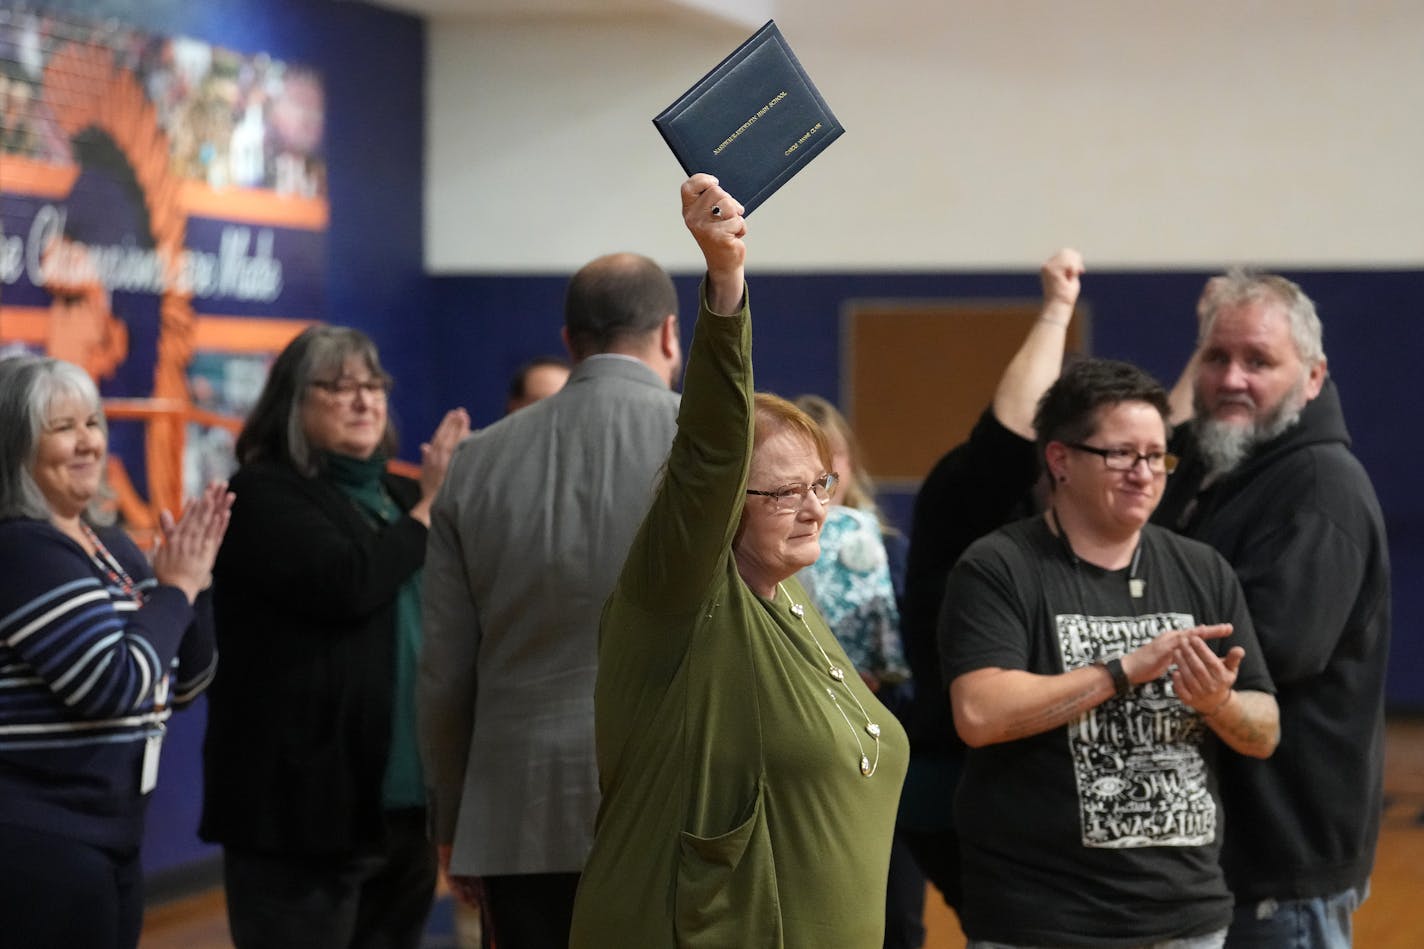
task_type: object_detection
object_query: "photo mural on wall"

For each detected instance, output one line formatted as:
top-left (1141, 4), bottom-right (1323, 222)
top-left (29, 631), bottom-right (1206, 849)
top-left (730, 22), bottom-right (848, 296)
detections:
top-left (0, 5), bottom-right (326, 542)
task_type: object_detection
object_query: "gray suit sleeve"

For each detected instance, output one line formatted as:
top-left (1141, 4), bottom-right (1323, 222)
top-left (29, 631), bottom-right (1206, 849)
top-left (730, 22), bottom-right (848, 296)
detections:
top-left (418, 456), bottom-right (483, 844)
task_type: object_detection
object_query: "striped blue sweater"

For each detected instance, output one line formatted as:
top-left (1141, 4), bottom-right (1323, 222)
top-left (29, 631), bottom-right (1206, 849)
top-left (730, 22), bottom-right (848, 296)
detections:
top-left (0, 517), bottom-right (216, 850)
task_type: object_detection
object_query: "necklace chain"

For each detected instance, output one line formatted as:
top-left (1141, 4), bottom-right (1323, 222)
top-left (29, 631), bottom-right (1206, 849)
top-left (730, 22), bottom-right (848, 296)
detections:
top-left (1048, 507), bottom-right (1144, 598)
top-left (777, 583), bottom-right (880, 777)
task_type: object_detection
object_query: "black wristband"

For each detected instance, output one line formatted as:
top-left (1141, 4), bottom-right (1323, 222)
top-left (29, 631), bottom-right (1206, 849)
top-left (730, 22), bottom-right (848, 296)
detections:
top-left (1100, 657), bottom-right (1131, 697)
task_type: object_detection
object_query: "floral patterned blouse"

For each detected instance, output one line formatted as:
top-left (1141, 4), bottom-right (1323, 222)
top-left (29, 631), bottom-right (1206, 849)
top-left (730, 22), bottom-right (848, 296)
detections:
top-left (800, 505), bottom-right (911, 685)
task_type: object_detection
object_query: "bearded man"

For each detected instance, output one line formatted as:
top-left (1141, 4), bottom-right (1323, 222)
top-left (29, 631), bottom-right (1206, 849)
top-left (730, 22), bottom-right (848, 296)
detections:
top-left (1154, 271), bottom-right (1391, 949)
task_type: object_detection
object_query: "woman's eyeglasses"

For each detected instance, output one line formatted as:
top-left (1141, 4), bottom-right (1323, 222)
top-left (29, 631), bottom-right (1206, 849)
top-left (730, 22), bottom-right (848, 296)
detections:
top-left (1065, 443), bottom-right (1178, 474)
top-left (309, 377), bottom-right (391, 403)
top-left (746, 472), bottom-right (839, 511)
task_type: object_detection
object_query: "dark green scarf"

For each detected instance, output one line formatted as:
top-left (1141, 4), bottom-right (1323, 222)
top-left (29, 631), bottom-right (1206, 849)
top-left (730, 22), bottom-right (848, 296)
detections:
top-left (324, 451), bottom-right (399, 524)
top-left (323, 451), bottom-right (426, 809)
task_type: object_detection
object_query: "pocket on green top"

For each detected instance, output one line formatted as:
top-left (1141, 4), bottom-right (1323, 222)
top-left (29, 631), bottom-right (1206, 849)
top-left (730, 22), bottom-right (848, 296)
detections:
top-left (674, 779), bottom-right (783, 948)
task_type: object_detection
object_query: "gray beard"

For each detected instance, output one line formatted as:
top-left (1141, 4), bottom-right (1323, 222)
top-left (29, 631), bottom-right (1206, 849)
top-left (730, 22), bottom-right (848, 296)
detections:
top-left (1194, 381), bottom-right (1306, 477)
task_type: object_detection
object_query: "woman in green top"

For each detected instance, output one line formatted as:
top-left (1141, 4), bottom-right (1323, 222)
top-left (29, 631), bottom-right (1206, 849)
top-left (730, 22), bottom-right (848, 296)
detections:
top-left (569, 176), bottom-right (909, 948)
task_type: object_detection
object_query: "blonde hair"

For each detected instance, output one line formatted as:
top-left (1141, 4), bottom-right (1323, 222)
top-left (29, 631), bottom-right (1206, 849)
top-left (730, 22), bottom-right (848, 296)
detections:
top-left (792, 394), bottom-right (880, 514)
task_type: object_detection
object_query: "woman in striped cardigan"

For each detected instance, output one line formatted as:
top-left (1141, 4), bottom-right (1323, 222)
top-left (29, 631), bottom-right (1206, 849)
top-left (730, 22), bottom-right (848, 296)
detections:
top-left (0, 355), bottom-right (230, 949)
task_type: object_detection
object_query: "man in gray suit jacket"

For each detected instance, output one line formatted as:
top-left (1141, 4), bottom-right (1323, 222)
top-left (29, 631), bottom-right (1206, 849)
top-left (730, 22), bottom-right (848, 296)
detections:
top-left (418, 252), bottom-right (683, 949)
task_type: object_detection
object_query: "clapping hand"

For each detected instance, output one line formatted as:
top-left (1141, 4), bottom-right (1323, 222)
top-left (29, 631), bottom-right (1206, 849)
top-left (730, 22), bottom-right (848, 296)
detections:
top-left (152, 480), bottom-right (234, 603)
top-left (1171, 634), bottom-right (1243, 718)
top-left (419, 408), bottom-right (472, 502)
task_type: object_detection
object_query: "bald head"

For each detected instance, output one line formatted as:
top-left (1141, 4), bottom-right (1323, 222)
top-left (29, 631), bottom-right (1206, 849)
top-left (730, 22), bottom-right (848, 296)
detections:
top-left (563, 253), bottom-right (678, 361)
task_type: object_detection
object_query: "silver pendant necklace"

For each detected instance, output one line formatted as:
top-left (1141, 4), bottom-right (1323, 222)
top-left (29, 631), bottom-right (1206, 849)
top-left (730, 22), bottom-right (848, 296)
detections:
top-left (777, 583), bottom-right (881, 777)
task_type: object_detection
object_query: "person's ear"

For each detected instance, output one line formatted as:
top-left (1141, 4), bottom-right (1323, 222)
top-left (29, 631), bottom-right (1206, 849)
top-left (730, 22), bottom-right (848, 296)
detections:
top-left (1045, 441), bottom-right (1070, 484)
top-left (660, 314), bottom-right (679, 360)
top-left (560, 326), bottom-right (575, 361)
top-left (1304, 357), bottom-right (1327, 401)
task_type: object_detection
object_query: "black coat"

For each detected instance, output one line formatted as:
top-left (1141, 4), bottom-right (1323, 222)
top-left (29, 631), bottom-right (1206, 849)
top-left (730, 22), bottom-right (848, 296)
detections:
top-left (1155, 379), bottom-right (1391, 900)
top-left (200, 459), bottom-right (427, 856)
top-left (903, 409), bottom-right (1038, 754)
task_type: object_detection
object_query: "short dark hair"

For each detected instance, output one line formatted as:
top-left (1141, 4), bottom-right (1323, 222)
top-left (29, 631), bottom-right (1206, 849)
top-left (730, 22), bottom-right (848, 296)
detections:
top-left (1034, 358), bottom-right (1171, 473)
top-left (563, 253), bottom-right (677, 359)
top-left (236, 325), bottom-right (397, 475)
top-left (507, 355), bottom-right (571, 403)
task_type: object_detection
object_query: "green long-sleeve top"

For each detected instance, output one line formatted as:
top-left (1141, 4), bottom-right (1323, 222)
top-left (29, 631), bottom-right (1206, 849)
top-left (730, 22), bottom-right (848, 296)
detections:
top-left (569, 286), bottom-right (909, 949)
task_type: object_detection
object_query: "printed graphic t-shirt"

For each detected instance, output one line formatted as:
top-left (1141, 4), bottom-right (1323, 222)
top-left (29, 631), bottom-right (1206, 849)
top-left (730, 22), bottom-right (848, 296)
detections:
top-left (939, 516), bottom-right (1274, 948)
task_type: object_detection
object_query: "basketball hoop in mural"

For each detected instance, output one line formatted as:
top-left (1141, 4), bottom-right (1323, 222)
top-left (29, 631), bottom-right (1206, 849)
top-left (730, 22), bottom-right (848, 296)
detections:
top-left (37, 40), bottom-right (197, 538)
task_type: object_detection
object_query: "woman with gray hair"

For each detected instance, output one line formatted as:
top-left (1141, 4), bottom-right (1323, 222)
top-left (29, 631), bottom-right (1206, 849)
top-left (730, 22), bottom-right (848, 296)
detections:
top-left (0, 354), bottom-right (231, 949)
top-left (198, 325), bottom-right (468, 949)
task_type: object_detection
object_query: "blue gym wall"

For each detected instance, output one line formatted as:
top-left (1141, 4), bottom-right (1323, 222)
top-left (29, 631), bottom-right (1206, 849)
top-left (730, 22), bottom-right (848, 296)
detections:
top-left (428, 267), bottom-right (1423, 722)
top-left (23, 0), bottom-right (429, 882)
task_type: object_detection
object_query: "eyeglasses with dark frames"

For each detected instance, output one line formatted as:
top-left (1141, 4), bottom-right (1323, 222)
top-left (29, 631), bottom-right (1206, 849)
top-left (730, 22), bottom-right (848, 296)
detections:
top-left (1064, 442), bottom-right (1178, 474)
top-left (309, 377), bottom-right (391, 402)
top-left (746, 472), bottom-right (839, 511)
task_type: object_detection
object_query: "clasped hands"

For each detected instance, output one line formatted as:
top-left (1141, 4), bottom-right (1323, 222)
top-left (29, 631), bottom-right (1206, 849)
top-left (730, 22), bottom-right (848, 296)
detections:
top-left (1120, 623), bottom-right (1242, 718)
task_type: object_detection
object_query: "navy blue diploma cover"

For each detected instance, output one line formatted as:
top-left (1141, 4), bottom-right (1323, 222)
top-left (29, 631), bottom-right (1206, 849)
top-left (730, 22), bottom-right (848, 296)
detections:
top-left (653, 20), bottom-right (843, 216)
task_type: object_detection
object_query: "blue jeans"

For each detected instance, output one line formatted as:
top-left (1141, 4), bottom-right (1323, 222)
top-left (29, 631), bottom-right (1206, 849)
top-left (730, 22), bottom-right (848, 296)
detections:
top-left (1225, 886), bottom-right (1366, 949)
top-left (970, 932), bottom-right (1226, 949)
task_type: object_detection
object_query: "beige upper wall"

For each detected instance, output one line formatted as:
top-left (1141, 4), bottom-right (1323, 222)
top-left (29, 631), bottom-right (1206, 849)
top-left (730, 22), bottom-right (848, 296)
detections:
top-left (425, 0), bottom-right (1424, 272)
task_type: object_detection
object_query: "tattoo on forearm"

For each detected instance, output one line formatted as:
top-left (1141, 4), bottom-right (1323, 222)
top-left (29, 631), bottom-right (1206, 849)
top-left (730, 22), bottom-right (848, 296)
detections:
top-left (1004, 682), bottom-right (1106, 741)
top-left (1220, 714), bottom-right (1268, 748)
top-left (1208, 696), bottom-right (1275, 754)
